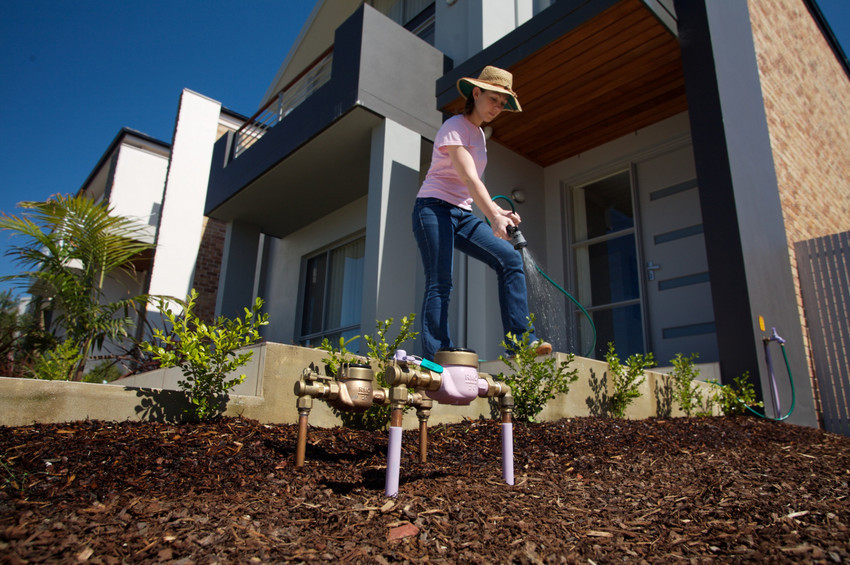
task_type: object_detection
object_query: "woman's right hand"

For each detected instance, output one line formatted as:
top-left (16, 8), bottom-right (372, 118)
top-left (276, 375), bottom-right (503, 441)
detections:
top-left (489, 212), bottom-right (515, 240)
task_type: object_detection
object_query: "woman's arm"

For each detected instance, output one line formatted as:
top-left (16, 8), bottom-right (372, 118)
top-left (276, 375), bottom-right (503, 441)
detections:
top-left (446, 145), bottom-right (520, 240)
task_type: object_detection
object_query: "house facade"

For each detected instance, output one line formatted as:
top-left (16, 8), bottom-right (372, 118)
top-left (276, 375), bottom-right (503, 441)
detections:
top-left (78, 89), bottom-right (243, 361)
top-left (204, 0), bottom-right (849, 429)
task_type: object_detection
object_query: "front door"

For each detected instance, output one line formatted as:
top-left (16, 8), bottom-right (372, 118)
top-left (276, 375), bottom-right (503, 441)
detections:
top-left (635, 144), bottom-right (718, 364)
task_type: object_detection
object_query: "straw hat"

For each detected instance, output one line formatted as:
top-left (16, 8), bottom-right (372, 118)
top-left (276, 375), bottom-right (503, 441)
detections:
top-left (457, 65), bottom-right (521, 112)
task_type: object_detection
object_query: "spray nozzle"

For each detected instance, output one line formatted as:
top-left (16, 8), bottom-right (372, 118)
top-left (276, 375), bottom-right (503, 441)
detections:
top-left (507, 225), bottom-right (527, 250)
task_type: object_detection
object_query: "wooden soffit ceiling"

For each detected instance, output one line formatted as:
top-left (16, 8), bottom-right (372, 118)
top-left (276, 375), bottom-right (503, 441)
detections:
top-left (440, 0), bottom-right (687, 167)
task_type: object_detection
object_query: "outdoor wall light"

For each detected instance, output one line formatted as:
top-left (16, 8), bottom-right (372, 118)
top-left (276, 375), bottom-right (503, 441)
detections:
top-left (511, 189), bottom-right (526, 203)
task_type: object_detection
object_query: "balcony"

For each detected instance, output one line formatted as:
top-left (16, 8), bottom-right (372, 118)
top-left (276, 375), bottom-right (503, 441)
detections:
top-left (231, 48), bottom-right (334, 160)
top-left (205, 3), bottom-right (447, 239)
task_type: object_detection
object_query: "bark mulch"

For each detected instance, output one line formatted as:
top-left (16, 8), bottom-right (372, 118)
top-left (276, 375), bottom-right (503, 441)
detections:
top-left (1, 415), bottom-right (848, 564)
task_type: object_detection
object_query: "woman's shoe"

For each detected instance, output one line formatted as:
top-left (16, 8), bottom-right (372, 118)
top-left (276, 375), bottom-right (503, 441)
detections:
top-left (531, 340), bottom-right (552, 356)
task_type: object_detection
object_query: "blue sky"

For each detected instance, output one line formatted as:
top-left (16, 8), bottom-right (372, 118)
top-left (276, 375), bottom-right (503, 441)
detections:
top-left (1, 1), bottom-right (848, 295)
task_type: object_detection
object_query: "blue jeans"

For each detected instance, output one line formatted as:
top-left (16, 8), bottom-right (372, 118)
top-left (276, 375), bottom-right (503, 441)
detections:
top-left (412, 197), bottom-right (537, 360)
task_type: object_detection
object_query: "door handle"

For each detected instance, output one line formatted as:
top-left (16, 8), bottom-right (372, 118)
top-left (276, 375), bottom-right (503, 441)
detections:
top-left (646, 261), bottom-right (661, 281)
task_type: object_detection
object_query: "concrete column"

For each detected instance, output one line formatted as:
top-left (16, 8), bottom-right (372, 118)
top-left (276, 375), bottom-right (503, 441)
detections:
top-left (147, 89), bottom-right (222, 306)
top-left (216, 221), bottom-right (261, 319)
top-left (675, 0), bottom-right (815, 427)
top-left (362, 119), bottom-right (421, 338)
top-left (436, 0), bottom-right (532, 63)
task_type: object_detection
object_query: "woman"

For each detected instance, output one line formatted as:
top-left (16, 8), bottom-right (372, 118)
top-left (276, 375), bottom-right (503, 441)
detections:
top-left (412, 65), bottom-right (551, 361)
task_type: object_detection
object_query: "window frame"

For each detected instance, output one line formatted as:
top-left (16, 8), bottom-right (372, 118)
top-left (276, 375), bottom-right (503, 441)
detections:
top-left (295, 232), bottom-right (366, 349)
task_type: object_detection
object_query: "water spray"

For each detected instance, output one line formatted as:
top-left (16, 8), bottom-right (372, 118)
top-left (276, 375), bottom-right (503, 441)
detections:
top-left (493, 195), bottom-right (597, 358)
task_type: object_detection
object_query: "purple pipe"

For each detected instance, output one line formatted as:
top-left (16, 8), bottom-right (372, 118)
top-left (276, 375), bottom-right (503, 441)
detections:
top-left (385, 426), bottom-right (403, 497)
top-left (764, 340), bottom-right (782, 419)
top-left (502, 422), bottom-right (514, 485)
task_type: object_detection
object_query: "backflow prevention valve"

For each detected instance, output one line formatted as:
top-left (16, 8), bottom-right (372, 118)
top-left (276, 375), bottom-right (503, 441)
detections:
top-left (294, 348), bottom-right (515, 497)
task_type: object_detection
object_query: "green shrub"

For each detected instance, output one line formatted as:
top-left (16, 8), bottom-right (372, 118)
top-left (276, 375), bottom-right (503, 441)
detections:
top-left (669, 352), bottom-right (711, 417)
top-left (606, 342), bottom-right (654, 419)
top-left (497, 315), bottom-right (578, 423)
top-left (29, 340), bottom-right (83, 381)
top-left (363, 315), bottom-right (418, 372)
top-left (709, 371), bottom-right (763, 416)
top-left (317, 334), bottom-right (362, 377)
top-left (140, 289), bottom-right (268, 421)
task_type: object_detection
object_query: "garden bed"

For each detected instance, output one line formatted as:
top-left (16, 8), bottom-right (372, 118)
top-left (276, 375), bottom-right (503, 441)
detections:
top-left (2, 416), bottom-right (848, 563)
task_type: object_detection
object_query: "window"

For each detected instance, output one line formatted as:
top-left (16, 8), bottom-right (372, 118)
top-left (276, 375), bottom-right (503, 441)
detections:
top-left (571, 171), bottom-right (645, 358)
top-left (299, 237), bottom-right (365, 351)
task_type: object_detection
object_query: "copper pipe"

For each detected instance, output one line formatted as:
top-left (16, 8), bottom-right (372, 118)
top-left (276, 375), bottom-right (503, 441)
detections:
top-left (390, 406), bottom-right (404, 428)
top-left (296, 411), bottom-right (309, 467)
top-left (415, 397), bottom-right (432, 464)
top-left (418, 420), bottom-right (428, 463)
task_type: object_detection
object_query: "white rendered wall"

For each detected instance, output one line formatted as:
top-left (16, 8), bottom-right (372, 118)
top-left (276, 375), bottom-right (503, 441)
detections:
top-left (146, 89), bottom-right (223, 308)
top-left (108, 143), bottom-right (168, 242)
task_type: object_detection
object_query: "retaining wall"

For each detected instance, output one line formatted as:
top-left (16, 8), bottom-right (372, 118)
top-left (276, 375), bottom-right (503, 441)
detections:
top-left (0, 343), bottom-right (707, 428)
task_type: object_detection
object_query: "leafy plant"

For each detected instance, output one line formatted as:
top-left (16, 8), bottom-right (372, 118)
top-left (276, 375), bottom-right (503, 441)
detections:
top-left (0, 289), bottom-right (53, 378)
top-left (669, 352), bottom-right (710, 417)
top-left (28, 340), bottom-right (83, 381)
top-left (497, 315), bottom-right (578, 423)
top-left (319, 316), bottom-right (419, 431)
top-left (0, 194), bottom-right (155, 380)
top-left (709, 371), bottom-right (763, 416)
top-left (606, 342), bottom-right (654, 419)
top-left (362, 315), bottom-right (418, 373)
top-left (317, 334), bottom-right (362, 377)
top-left (139, 289), bottom-right (269, 421)
top-left (1, 454), bottom-right (30, 495)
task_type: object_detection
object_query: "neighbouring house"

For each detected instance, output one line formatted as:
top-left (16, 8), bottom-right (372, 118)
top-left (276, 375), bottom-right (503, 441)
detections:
top-left (77, 89), bottom-right (244, 361)
top-left (202, 0), bottom-right (848, 431)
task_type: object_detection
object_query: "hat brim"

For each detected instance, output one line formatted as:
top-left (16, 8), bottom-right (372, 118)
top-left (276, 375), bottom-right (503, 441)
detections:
top-left (457, 78), bottom-right (521, 112)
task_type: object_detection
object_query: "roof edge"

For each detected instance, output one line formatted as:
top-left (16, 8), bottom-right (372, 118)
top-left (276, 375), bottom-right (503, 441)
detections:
top-left (77, 128), bottom-right (171, 196)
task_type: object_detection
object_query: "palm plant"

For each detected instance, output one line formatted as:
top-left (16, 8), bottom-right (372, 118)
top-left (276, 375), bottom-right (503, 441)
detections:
top-left (0, 194), bottom-right (155, 380)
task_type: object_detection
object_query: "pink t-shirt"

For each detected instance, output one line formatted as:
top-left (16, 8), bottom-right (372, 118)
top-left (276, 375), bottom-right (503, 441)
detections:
top-left (417, 114), bottom-right (487, 210)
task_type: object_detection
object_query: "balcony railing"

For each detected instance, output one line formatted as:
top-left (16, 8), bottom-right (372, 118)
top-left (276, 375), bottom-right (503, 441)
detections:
top-left (232, 47), bottom-right (334, 160)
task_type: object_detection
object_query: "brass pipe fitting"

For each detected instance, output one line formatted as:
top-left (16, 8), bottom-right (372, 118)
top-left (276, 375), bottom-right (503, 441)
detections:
top-left (294, 364), bottom-right (389, 413)
top-left (500, 391), bottom-right (514, 423)
top-left (434, 348), bottom-right (479, 367)
top-left (333, 364), bottom-right (387, 412)
top-left (389, 384), bottom-right (410, 406)
top-left (478, 373), bottom-right (512, 398)
top-left (417, 397), bottom-right (433, 463)
top-left (384, 362), bottom-right (442, 391)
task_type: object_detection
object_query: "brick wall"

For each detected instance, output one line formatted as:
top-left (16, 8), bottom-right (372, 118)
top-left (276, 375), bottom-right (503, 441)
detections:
top-left (747, 0), bottom-right (850, 422)
top-left (191, 217), bottom-right (226, 322)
